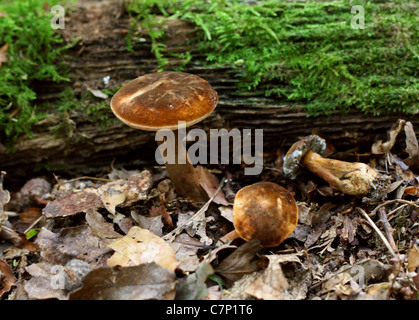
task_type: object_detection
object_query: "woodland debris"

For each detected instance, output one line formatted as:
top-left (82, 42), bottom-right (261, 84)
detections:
top-left (170, 233), bottom-right (202, 272)
top-left (107, 226), bottom-right (179, 272)
top-left (245, 255), bottom-right (290, 300)
top-left (175, 261), bottom-right (214, 300)
top-left (19, 178), bottom-right (51, 207)
top-left (162, 178), bottom-right (225, 244)
top-left (0, 171), bottom-right (10, 231)
top-left (131, 210), bottom-right (164, 237)
top-left (35, 226), bottom-right (112, 266)
top-left (85, 209), bottom-right (122, 240)
top-left (0, 258), bottom-right (15, 298)
top-left (42, 170), bottom-right (151, 218)
top-left (215, 240), bottom-right (262, 285)
top-left (24, 262), bottom-right (67, 300)
top-left (69, 263), bottom-right (176, 300)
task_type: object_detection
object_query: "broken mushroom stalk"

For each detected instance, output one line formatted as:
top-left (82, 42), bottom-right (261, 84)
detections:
top-left (224, 181), bottom-right (298, 248)
top-left (110, 71), bottom-right (218, 203)
top-left (283, 135), bottom-right (378, 196)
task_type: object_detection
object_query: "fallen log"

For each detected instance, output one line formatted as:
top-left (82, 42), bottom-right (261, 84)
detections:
top-left (1, 0), bottom-right (417, 178)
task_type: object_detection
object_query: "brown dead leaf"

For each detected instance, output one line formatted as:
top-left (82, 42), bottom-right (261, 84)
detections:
top-left (0, 258), bottom-right (16, 298)
top-left (149, 194), bottom-right (174, 228)
top-left (218, 205), bottom-right (233, 223)
top-left (364, 282), bottom-right (391, 299)
top-left (404, 121), bottom-right (419, 168)
top-left (408, 245), bottom-right (419, 298)
top-left (0, 171), bottom-right (10, 230)
top-left (19, 207), bottom-right (42, 224)
top-left (35, 226), bottom-right (112, 265)
top-left (296, 201), bottom-right (315, 226)
top-left (107, 226), bottom-right (179, 272)
top-left (131, 210), bottom-right (164, 236)
top-left (156, 179), bottom-right (177, 202)
top-left (170, 233), bottom-right (201, 272)
top-left (371, 119), bottom-right (405, 154)
top-left (0, 225), bottom-right (37, 252)
top-left (244, 253), bottom-right (311, 300)
top-left (43, 171), bottom-right (151, 218)
top-left (85, 209), bottom-right (122, 240)
top-left (0, 44), bottom-right (8, 67)
top-left (245, 255), bottom-right (289, 300)
top-left (168, 208), bottom-right (212, 245)
top-left (43, 188), bottom-right (102, 219)
top-left (99, 170), bottom-right (152, 214)
top-left (321, 272), bottom-right (352, 294)
top-left (197, 165), bottom-right (229, 206)
top-left (408, 245), bottom-right (419, 273)
top-left (69, 263), bottom-right (176, 300)
top-left (403, 186), bottom-right (419, 197)
top-left (24, 262), bottom-right (67, 300)
top-left (215, 240), bottom-right (262, 284)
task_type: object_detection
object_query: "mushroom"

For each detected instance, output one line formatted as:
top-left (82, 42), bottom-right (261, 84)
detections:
top-left (231, 181), bottom-right (298, 247)
top-left (110, 71), bottom-right (218, 202)
top-left (283, 135), bottom-right (377, 195)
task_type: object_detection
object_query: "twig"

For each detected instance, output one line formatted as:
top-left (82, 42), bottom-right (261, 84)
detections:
top-left (369, 199), bottom-right (419, 217)
top-left (162, 177), bottom-right (227, 242)
top-left (356, 207), bottom-right (398, 260)
top-left (52, 172), bottom-right (113, 185)
top-left (23, 215), bottom-right (44, 234)
top-left (62, 176), bottom-right (113, 183)
top-left (377, 207), bottom-right (399, 255)
top-left (387, 203), bottom-right (408, 220)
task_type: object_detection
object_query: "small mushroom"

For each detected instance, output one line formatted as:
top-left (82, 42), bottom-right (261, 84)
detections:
top-left (111, 71), bottom-right (218, 202)
top-left (231, 182), bottom-right (298, 247)
top-left (283, 135), bottom-right (377, 195)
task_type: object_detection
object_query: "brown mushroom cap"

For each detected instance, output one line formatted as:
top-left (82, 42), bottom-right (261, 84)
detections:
top-left (283, 135), bottom-right (326, 179)
top-left (232, 182), bottom-right (298, 247)
top-left (110, 71), bottom-right (218, 131)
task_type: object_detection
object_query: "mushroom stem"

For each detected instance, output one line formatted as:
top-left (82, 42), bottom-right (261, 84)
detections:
top-left (157, 134), bottom-right (209, 203)
top-left (301, 150), bottom-right (377, 195)
top-left (220, 229), bottom-right (240, 244)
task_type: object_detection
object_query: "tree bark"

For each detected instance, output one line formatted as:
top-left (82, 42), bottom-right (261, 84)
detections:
top-left (1, 0), bottom-right (418, 178)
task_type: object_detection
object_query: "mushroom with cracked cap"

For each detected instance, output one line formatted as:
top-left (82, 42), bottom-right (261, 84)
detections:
top-left (230, 181), bottom-right (298, 247)
top-left (110, 71), bottom-right (218, 202)
top-left (283, 135), bottom-right (377, 195)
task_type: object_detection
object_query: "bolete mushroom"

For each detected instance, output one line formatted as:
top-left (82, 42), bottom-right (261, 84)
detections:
top-left (110, 71), bottom-right (218, 202)
top-left (231, 181), bottom-right (298, 247)
top-left (283, 135), bottom-right (377, 195)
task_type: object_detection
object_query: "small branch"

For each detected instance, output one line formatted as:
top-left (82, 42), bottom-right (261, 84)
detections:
top-left (356, 207), bottom-right (398, 260)
top-left (377, 207), bottom-right (399, 255)
top-left (369, 199), bottom-right (419, 217)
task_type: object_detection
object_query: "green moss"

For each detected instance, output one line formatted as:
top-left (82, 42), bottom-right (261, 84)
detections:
top-left (86, 102), bottom-right (118, 129)
top-left (0, 0), bottom-right (73, 141)
top-left (127, 0), bottom-right (419, 115)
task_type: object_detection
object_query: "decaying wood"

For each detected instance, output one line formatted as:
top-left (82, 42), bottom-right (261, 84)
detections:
top-left (1, 0), bottom-right (418, 177)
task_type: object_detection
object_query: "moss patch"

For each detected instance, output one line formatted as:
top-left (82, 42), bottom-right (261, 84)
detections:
top-left (127, 0), bottom-right (419, 116)
top-left (0, 0), bottom-right (76, 142)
